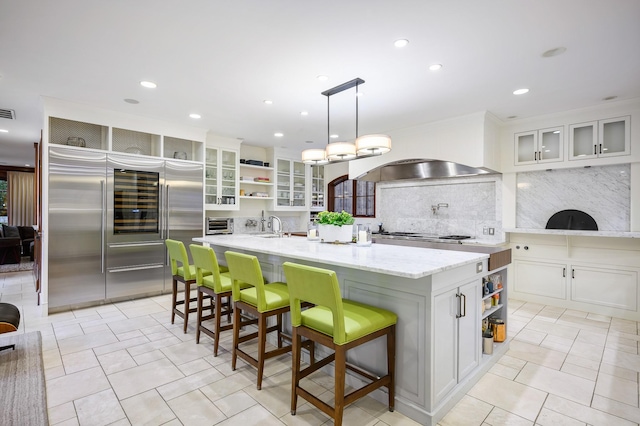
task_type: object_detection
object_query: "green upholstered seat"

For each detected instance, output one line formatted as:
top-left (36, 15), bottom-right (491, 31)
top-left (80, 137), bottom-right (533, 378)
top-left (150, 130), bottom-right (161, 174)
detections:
top-left (283, 262), bottom-right (397, 345)
top-left (282, 261), bottom-right (397, 425)
top-left (224, 251), bottom-right (311, 390)
top-left (190, 244), bottom-right (250, 356)
top-left (224, 251), bottom-right (289, 313)
top-left (165, 239), bottom-right (212, 333)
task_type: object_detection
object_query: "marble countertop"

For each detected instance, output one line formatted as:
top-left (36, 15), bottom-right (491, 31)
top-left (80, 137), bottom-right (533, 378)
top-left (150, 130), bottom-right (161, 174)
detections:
top-left (504, 228), bottom-right (640, 238)
top-left (195, 234), bottom-right (488, 279)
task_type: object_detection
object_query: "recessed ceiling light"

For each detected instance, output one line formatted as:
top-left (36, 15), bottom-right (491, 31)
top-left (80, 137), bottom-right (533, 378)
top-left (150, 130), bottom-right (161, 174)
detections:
top-left (428, 64), bottom-right (442, 71)
top-left (124, 98), bottom-right (139, 104)
top-left (300, 111), bottom-right (309, 116)
top-left (602, 96), bottom-right (618, 101)
top-left (317, 75), bottom-right (329, 81)
top-left (263, 100), bottom-right (273, 105)
top-left (542, 47), bottom-right (567, 58)
top-left (25, 164), bottom-right (30, 167)
top-left (330, 134), bottom-right (339, 139)
top-left (274, 132), bottom-right (284, 137)
top-left (513, 88), bottom-right (529, 95)
top-left (189, 113), bottom-right (201, 119)
top-left (394, 39), bottom-right (409, 48)
top-left (507, 115), bottom-right (518, 119)
top-left (140, 81), bottom-right (157, 89)
top-left (305, 140), bottom-right (314, 144)
top-left (0, 129), bottom-right (8, 133)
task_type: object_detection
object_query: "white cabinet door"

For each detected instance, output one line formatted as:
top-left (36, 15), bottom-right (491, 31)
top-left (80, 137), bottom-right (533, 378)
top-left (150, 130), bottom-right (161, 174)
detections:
top-left (432, 287), bottom-right (458, 404)
top-left (457, 280), bottom-right (480, 381)
top-left (569, 116), bottom-right (630, 160)
top-left (571, 265), bottom-right (637, 311)
top-left (514, 260), bottom-right (567, 299)
top-left (515, 127), bottom-right (563, 165)
top-left (310, 165), bottom-right (325, 211)
top-left (599, 116), bottom-right (630, 158)
top-left (205, 147), bottom-right (239, 210)
top-left (274, 158), bottom-right (308, 211)
top-left (432, 279), bottom-right (480, 406)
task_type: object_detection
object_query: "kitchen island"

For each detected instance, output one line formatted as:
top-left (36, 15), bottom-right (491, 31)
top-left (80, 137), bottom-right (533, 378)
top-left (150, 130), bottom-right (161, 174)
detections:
top-left (194, 234), bottom-right (510, 425)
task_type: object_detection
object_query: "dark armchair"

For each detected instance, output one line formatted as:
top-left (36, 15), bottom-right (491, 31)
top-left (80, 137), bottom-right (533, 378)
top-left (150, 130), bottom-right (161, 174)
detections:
top-left (0, 224), bottom-right (35, 264)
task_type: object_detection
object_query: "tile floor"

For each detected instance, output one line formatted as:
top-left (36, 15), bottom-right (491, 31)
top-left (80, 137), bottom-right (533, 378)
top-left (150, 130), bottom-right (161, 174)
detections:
top-left (1, 270), bottom-right (639, 425)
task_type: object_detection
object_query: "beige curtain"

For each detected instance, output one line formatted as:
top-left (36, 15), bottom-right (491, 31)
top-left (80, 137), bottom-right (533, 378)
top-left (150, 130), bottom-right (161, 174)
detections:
top-left (8, 171), bottom-right (34, 226)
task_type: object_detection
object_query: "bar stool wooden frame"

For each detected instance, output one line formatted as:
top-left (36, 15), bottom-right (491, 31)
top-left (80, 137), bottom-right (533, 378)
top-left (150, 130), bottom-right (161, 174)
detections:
top-left (190, 244), bottom-right (257, 357)
top-left (166, 239), bottom-right (211, 334)
top-left (224, 251), bottom-right (314, 390)
top-left (283, 262), bottom-right (397, 426)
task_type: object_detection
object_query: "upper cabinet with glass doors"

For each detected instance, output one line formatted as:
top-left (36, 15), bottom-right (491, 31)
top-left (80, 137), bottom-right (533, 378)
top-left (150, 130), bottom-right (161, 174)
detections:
top-left (514, 127), bottom-right (563, 166)
top-left (205, 147), bottom-right (239, 211)
top-left (274, 158), bottom-right (308, 211)
top-left (569, 116), bottom-right (630, 161)
top-left (310, 165), bottom-right (325, 212)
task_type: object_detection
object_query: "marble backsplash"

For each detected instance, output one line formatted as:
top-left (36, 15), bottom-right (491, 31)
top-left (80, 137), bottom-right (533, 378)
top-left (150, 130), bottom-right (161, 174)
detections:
top-left (516, 164), bottom-right (630, 231)
top-left (377, 176), bottom-right (502, 240)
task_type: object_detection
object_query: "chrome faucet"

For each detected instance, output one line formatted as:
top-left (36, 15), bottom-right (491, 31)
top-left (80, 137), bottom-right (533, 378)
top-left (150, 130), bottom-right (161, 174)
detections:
top-left (260, 210), bottom-right (266, 232)
top-left (269, 215), bottom-right (282, 236)
top-left (431, 203), bottom-right (449, 215)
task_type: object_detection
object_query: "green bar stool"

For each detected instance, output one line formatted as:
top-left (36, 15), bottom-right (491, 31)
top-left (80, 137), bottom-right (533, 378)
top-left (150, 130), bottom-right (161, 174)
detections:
top-left (224, 251), bottom-right (313, 390)
top-left (282, 262), bottom-right (397, 426)
top-left (165, 239), bottom-right (212, 334)
top-left (190, 244), bottom-right (255, 356)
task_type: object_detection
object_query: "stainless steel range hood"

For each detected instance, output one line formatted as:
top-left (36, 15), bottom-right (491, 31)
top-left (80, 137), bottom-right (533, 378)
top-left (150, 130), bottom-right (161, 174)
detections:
top-left (356, 159), bottom-right (498, 182)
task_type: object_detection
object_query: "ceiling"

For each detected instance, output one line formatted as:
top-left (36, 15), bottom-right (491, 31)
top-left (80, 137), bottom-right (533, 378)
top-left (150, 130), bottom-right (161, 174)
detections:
top-left (1, 0), bottom-right (639, 167)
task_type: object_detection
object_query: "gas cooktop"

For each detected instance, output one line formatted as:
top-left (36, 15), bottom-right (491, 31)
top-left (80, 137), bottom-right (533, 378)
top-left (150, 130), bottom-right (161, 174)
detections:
top-left (378, 232), bottom-right (472, 241)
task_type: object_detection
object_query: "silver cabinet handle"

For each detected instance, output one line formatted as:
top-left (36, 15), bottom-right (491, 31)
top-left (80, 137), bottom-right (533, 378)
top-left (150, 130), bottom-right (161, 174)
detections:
top-left (460, 293), bottom-right (466, 317)
top-left (455, 293), bottom-right (462, 318)
top-left (101, 180), bottom-right (106, 273)
top-left (108, 264), bottom-right (164, 273)
top-left (563, 267), bottom-right (566, 277)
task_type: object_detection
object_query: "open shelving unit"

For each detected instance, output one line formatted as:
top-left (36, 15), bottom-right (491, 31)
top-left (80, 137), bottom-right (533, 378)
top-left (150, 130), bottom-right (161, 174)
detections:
top-left (239, 163), bottom-right (274, 200)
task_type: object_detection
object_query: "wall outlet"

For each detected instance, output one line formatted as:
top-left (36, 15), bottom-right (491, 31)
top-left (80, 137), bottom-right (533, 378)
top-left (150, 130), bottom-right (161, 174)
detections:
top-left (488, 227), bottom-right (495, 235)
top-left (483, 227), bottom-right (488, 235)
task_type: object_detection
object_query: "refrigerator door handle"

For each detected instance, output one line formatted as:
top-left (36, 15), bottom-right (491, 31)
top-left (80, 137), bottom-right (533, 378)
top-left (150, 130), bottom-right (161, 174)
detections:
top-left (101, 179), bottom-right (106, 273)
top-left (159, 183), bottom-right (164, 240)
top-left (165, 184), bottom-right (170, 240)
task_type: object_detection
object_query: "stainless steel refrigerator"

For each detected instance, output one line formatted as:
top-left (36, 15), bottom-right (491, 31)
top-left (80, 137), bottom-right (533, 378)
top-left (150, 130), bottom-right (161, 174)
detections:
top-left (48, 146), bottom-right (203, 309)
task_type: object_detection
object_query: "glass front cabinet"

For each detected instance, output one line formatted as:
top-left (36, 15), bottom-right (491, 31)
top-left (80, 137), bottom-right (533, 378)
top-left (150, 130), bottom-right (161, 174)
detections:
top-left (569, 116), bottom-right (630, 160)
top-left (514, 127), bottom-right (563, 166)
top-left (205, 147), bottom-right (239, 210)
top-left (274, 158), bottom-right (308, 210)
top-left (310, 165), bottom-right (325, 211)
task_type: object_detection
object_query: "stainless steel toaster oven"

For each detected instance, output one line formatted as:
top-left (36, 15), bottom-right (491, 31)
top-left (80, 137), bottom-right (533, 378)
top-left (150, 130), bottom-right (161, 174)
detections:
top-left (206, 217), bottom-right (234, 235)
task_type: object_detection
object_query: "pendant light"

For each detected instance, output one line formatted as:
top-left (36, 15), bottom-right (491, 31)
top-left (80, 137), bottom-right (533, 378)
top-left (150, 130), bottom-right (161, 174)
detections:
top-left (302, 78), bottom-right (391, 164)
top-left (301, 148), bottom-right (328, 165)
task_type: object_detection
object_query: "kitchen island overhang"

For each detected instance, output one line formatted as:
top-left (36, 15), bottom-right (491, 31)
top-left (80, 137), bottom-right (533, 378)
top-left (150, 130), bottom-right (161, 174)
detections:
top-left (194, 234), bottom-right (506, 425)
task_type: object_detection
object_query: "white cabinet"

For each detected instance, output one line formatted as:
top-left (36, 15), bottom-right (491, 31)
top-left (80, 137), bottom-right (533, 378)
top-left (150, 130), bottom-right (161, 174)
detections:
top-left (569, 116), bottom-right (630, 160)
top-left (274, 158), bottom-right (308, 210)
top-left (514, 259), bottom-right (638, 313)
top-left (432, 279), bottom-right (480, 405)
top-left (205, 147), bottom-right (238, 210)
top-left (514, 127), bottom-right (563, 165)
top-left (514, 260), bottom-right (567, 300)
top-left (310, 165), bottom-right (325, 211)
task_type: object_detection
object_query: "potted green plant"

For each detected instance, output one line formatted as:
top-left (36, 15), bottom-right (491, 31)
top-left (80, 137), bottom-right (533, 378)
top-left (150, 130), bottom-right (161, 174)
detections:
top-left (316, 210), bottom-right (355, 243)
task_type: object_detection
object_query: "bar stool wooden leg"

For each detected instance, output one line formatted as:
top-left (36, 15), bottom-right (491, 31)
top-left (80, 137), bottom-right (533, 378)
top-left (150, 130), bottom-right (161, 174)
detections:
top-left (183, 282), bottom-right (191, 333)
top-left (257, 314), bottom-right (267, 390)
top-left (195, 289), bottom-right (203, 343)
top-left (213, 293), bottom-right (222, 356)
top-left (334, 347), bottom-right (347, 426)
top-left (388, 324), bottom-right (396, 411)
top-left (231, 303), bottom-right (240, 371)
top-left (171, 278), bottom-right (178, 324)
top-left (291, 328), bottom-right (301, 415)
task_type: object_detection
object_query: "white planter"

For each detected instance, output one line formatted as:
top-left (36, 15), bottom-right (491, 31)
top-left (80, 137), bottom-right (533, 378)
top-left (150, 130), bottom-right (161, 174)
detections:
top-left (318, 224), bottom-right (353, 243)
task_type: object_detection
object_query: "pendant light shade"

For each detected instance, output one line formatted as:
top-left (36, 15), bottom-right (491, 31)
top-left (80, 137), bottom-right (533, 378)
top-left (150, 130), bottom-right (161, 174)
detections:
top-left (356, 134), bottom-right (392, 155)
top-left (326, 142), bottom-right (357, 161)
top-left (302, 77), bottom-right (391, 164)
top-left (301, 148), bottom-right (329, 165)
